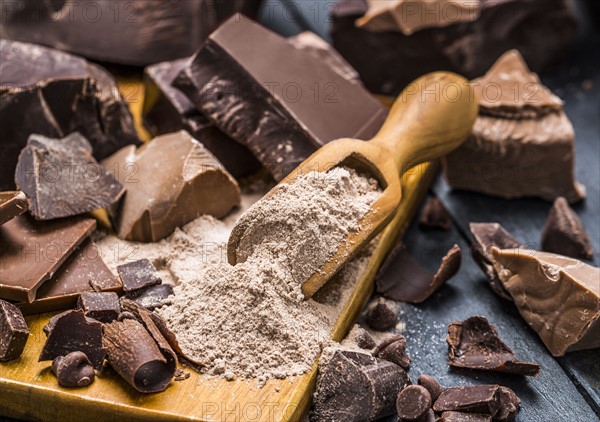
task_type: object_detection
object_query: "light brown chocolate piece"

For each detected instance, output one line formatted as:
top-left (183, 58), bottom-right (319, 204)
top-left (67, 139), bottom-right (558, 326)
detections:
top-left (444, 50), bottom-right (585, 203)
top-left (103, 130), bottom-right (240, 242)
top-left (0, 191), bottom-right (28, 226)
top-left (357, 0), bottom-right (480, 35)
top-left (541, 197), bottom-right (593, 260)
top-left (0, 215), bottom-right (96, 302)
top-left (493, 248), bottom-right (600, 356)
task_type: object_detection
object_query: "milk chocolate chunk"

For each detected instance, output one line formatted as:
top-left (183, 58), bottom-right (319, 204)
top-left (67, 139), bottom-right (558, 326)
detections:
top-left (15, 133), bottom-right (124, 220)
top-left (417, 375), bottom-right (442, 402)
top-left (16, 239), bottom-right (121, 315)
top-left (377, 244), bottom-right (461, 303)
top-left (374, 334), bottom-right (411, 370)
top-left (51, 351), bottom-right (95, 388)
top-left (0, 191), bottom-right (27, 226)
top-left (104, 130), bottom-right (240, 242)
top-left (312, 350), bottom-right (411, 421)
top-left (444, 51), bottom-right (585, 203)
top-left (124, 284), bottom-right (174, 311)
top-left (77, 292), bottom-right (120, 323)
top-left (40, 309), bottom-right (105, 369)
top-left (419, 197), bottom-right (452, 231)
top-left (396, 385), bottom-right (432, 421)
top-left (0, 215), bottom-right (95, 302)
top-left (103, 318), bottom-right (176, 393)
top-left (175, 15), bottom-right (387, 181)
top-left (142, 58), bottom-right (261, 179)
top-left (447, 316), bottom-right (540, 376)
top-left (469, 223), bottom-right (522, 301)
top-left (365, 300), bottom-right (397, 331)
top-left (440, 412), bottom-right (492, 422)
top-left (541, 197), bottom-right (593, 260)
top-left (433, 385), bottom-right (501, 416)
top-left (0, 300), bottom-right (29, 361)
top-left (493, 248), bottom-right (600, 356)
top-left (117, 259), bottom-right (162, 293)
top-left (0, 40), bottom-right (139, 190)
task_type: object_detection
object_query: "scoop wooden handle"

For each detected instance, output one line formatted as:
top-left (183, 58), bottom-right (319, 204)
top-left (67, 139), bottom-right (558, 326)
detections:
top-left (371, 72), bottom-right (478, 174)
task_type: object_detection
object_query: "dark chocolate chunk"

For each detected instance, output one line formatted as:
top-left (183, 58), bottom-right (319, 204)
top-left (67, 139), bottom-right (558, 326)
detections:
top-left (117, 259), bottom-right (162, 293)
top-left (541, 197), bottom-right (593, 259)
top-left (396, 385), bottom-right (432, 421)
top-left (15, 133), bottom-right (124, 220)
top-left (0, 40), bottom-right (139, 190)
top-left (447, 316), bottom-right (540, 376)
top-left (51, 351), bottom-right (95, 388)
top-left (469, 223), bottom-right (522, 301)
top-left (440, 412), bottom-right (492, 422)
top-left (433, 385), bottom-right (501, 416)
top-left (312, 349), bottom-right (411, 421)
top-left (0, 300), bottom-right (29, 361)
top-left (355, 329), bottom-right (377, 350)
top-left (123, 284), bottom-right (174, 311)
top-left (365, 300), bottom-right (397, 331)
top-left (0, 215), bottom-right (95, 302)
top-left (39, 309), bottom-right (105, 369)
top-left (77, 292), bottom-right (120, 323)
top-left (0, 191), bottom-right (27, 226)
top-left (374, 334), bottom-right (411, 370)
top-left (175, 15), bottom-right (387, 181)
top-left (377, 244), bottom-right (461, 303)
top-left (103, 318), bottom-right (176, 393)
top-left (43, 310), bottom-right (71, 337)
top-left (419, 197), bottom-right (452, 231)
top-left (495, 386), bottom-right (521, 422)
top-left (417, 374), bottom-right (443, 402)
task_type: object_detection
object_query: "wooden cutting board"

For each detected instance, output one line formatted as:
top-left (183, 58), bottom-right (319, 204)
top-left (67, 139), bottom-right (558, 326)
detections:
top-left (0, 79), bottom-right (437, 422)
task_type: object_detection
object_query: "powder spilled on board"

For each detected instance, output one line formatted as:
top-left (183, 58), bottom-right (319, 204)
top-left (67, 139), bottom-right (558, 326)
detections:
top-left (96, 167), bottom-right (381, 385)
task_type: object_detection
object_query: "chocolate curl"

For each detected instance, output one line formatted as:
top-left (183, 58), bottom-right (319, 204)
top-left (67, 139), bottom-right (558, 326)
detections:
top-left (103, 318), bottom-right (175, 393)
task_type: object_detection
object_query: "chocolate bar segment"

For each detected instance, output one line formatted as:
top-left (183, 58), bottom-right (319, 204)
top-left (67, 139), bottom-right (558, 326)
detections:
top-left (176, 15), bottom-right (387, 181)
top-left (77, 292), bottom-right (120, 323)
top-left (15, 133), bottom-right (124, 220)
top-left (493, 248), bottom-right (600, 356)
top-left (0, 215), bottom-right (95, 302)
top-left (117, 259), bottom-right (162, 294)
top-left (0, 191), bottom-right (27, 226)
top-left (541, 197), bottom-right (593, 260)
top-left (0, 300), bottom-right (29, 361)
top-left (0, 40), bottom-right (139, 190)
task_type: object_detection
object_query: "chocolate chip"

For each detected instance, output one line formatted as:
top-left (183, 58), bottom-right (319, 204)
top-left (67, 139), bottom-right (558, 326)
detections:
top-left (0, 300), bottom-right (29, 361)
top-left (365, 300), bottom-right (397, 331)
top-left (541, 197), bottom-right (593, 260)
top-left (396, 385), bottom-right (432, 420)
top-left (419, 197), bottom-right (452, 230)
top-left (51, 351), bottom-right (95, 388)
top-left (117, 259), bottom-right (162, 293)
top-left (355, 329), bottom-right (377, 350)
top-left (374, 334), bottom-right (411, 370)
top-left (417, 374), bottom-right (443, 402)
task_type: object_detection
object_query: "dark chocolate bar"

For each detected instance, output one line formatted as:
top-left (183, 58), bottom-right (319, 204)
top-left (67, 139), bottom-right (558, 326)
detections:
top-left (0, 299), bottom-right (29, 361)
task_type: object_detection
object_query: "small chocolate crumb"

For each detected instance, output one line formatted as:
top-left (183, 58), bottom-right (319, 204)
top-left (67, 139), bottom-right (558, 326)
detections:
top-left (51, 351), bottom-right (95, 388)
top-left (116, 259), bottom-right (162, 293)
top-left (541, 197), bottom-right (593, 260)
top-left (419, 197), bottom-right (452, 230)
top-left (417, 374), bottom-right (443, 402)
top-left (374, 334), bottom-right (411, 370)
top-left (396, 385), bottom-right (432, 420)
top-left (356, 329), bottom-right (377, 350)
top-left (365, 300), bottom-right (397, 331)
top-left (0, 299), bottom-right (29, 361)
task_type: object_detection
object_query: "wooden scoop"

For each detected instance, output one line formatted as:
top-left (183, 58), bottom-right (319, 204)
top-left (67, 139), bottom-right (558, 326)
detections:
top-left (228, 72), bottom-right (478, 298)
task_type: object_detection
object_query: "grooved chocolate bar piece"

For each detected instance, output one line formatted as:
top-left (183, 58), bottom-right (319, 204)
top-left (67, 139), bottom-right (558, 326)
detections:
top-left (175, 15), bottom-right (387, 181)
top-left (15, 133), bottom-right (124, 220)
top-left (39, 309), bottom-right (105, 369)
top-left (77, 292), bottom-right (120, 323)
top-left (0, 191), bottom-right (27, 226)
top-left (0, 40), bottom-right (139, 190)
top-left (0, 300), bottom-right (29, 361)
top-left (117, 259), bottom-right (162, 293)
top-left (447, 316), bottom-right (540, 376)
top-left (0, 215), bottom-right (95, 302)
top-left (104, 130), bottom-right (241, 242)
top-left (541, 197), bottom-right (593, 259)
top-left (433, 385), bottom-right (501, 416)
top-left (470, 223), bottom-right (522, 301)
top-left (312, 350), bottom-right (411, 421)
top-left (493, 248), bottom-right (600, 356)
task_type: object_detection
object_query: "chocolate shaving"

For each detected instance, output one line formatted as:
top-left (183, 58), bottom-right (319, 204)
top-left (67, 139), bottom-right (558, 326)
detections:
top-left (396, 385), bottom-right (432, 421)
top-left (419, 197), bottom-right (452, 230)
top-left (447, 316), bottom-right (540, 376)
top-left (541, 197), bottom-right (593, 260)
top-left (365, 300), bottom-right (397, 331)
top-left (0, 191), bottom-right (27, 226)
top-left (377, 244), bottom-right (461, 303)
top-left (0, 299), bottom-right (29, 361)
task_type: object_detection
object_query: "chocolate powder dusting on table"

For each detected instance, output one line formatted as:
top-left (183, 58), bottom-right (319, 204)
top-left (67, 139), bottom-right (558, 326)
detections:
top-left (97, 168), bottom-right (381, 383)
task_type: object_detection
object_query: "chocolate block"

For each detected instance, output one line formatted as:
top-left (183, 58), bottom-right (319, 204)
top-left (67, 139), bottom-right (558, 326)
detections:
top-left (117, 259), bottom-right (161, 293)
top-left (444, 50), bottom-right (585, 203)
top-left (175, 15), bottom-right (387, 181)
top-left (0, 191), bottom-right (27, 226)
top-left (331, 0), bottom-right (578, 96)
top-left (39, 309), bottom-right (105, 369)
top-left (493, 248), bottom-right (600, 356)
top-left (104, 131), bottom-right (240, 242)
top-left (16, 239), bottom-right (121, 315)
top-left (124, 284), bottom-right (174, 311)
top-left (0, 215), bottom-right (95, 302)
top-left (419, 197), bottom-right (452, 231)
top-left (396, 385), bottom-right (432, 421)
top-left (0, 300), bottom-right (29, 361)
top-left (541, 197), bottom-right (593, 259)
top-left (142, 58), bottom-right (261, 178)
top-left (0, 1), bottom-right (263, 66)
top-left (440, 412), bottom-right (492, 422)
top-left (15, 133), bottom-right (124, 220)
top-left (377, 244), bottom-right (461, 303)
top-left (469, 223), bottom-right (522, 301)
top-left (447, 316), bottom-right (540, 376)
top-left (77, 292), bottom-right (120, 323)
top-left (312, 350), bottom-right (411, 421)
top-left (433, 385), bottom-right (501, 416)
top-left (0, 40), bottom-right (139, 190)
